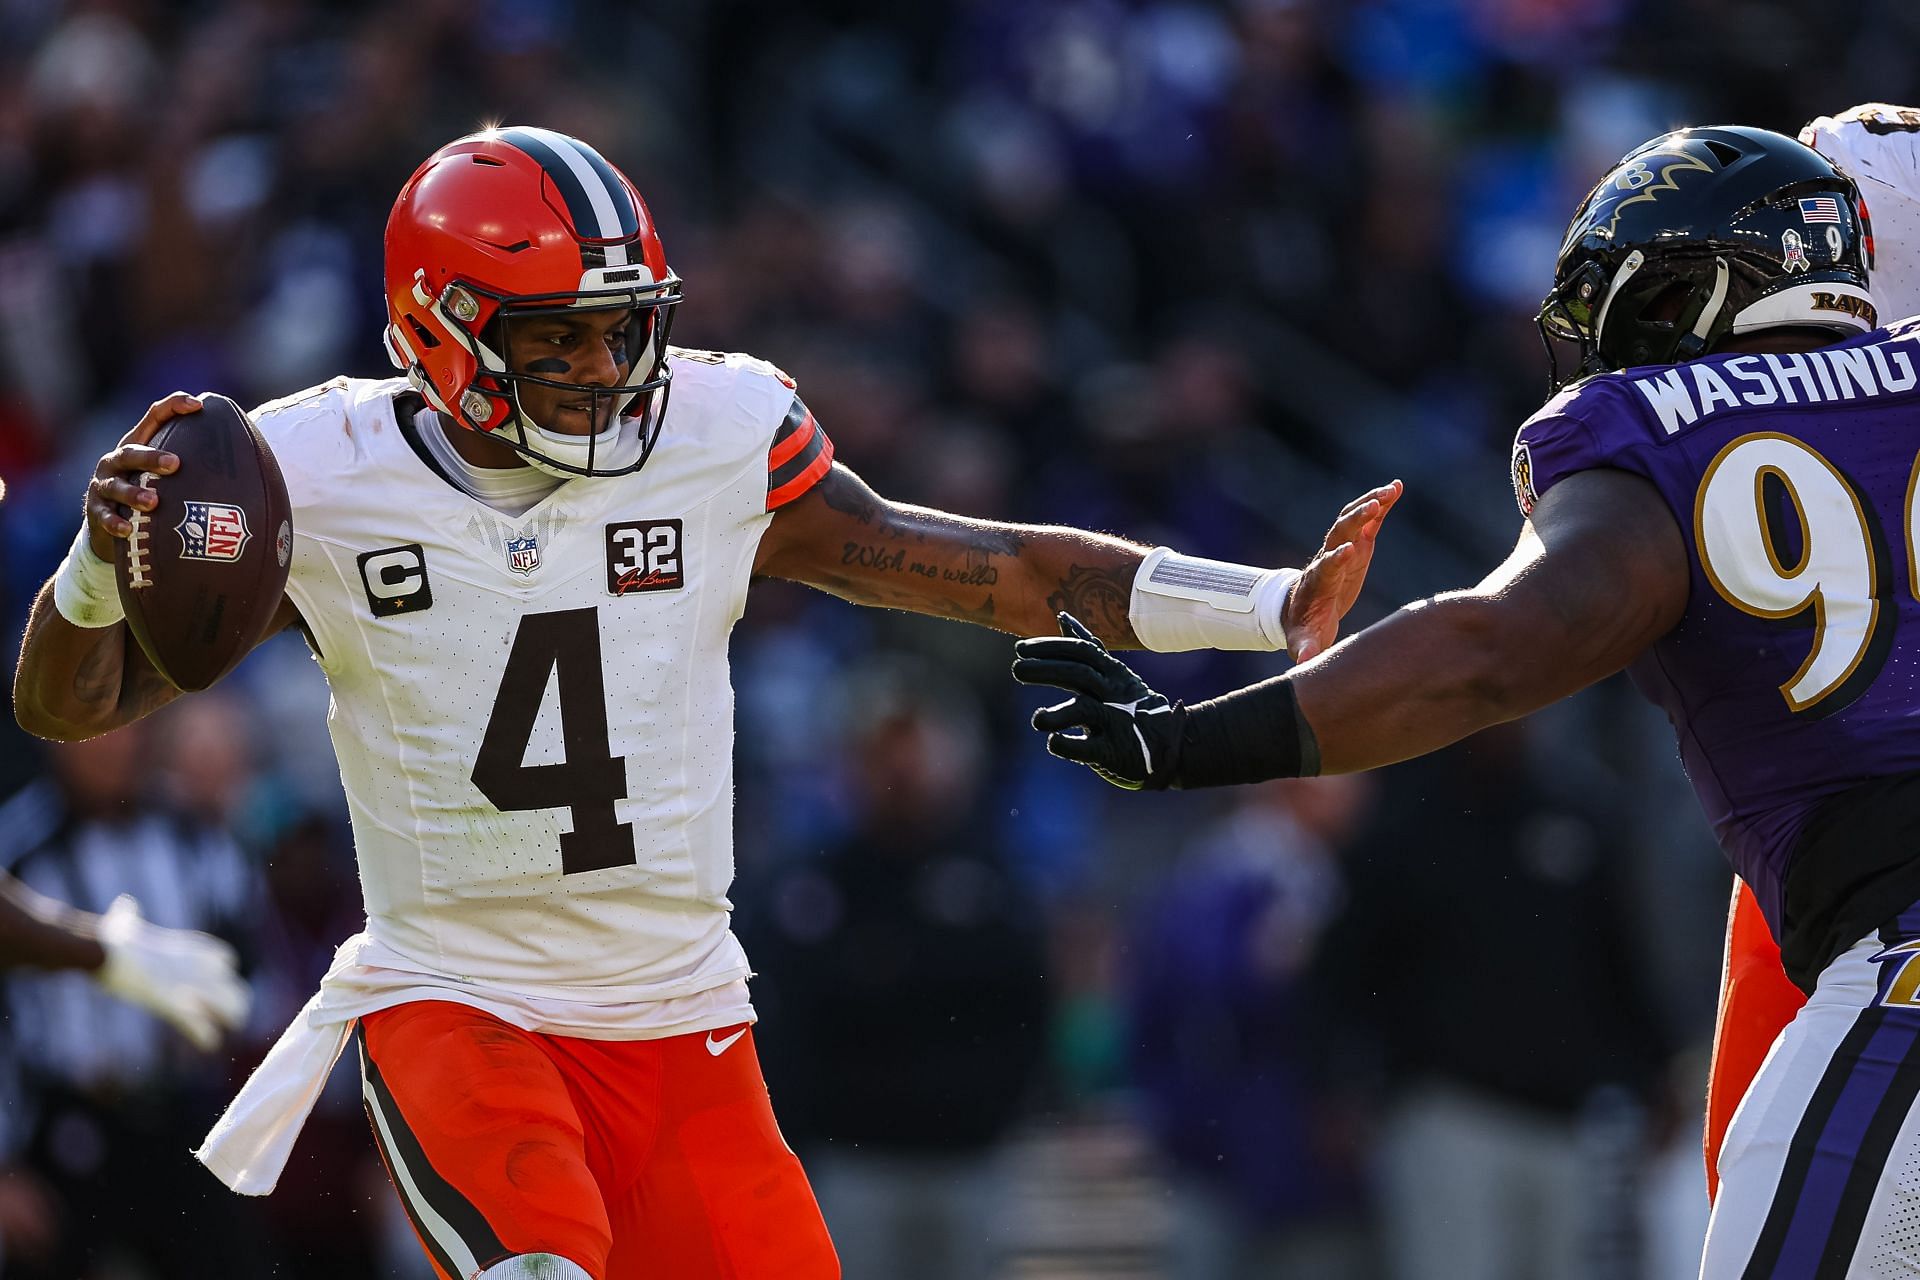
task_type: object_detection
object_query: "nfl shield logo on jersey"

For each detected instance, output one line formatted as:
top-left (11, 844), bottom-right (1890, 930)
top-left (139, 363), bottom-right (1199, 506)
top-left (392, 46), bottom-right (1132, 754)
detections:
top-left (506, 534), bottom-right (540, 576)
top-left (176, 501), bottom-right (251, 562)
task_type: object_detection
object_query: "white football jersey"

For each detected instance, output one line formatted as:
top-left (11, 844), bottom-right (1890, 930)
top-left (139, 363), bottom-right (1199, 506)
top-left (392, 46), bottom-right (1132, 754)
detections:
top-left (1803, 104), bottom-right (1920, 320)
top-left (253, 350), bottom-right (829, 1003)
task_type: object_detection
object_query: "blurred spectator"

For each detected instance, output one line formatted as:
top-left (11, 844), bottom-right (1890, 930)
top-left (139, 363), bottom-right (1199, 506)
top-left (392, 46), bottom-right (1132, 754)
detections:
top-left (153, 692), bottom-right (258, 830)
top-left (1317, 724), bottom-right (1671, 1280)
top-left (740, 665), bottom-right (1049, 1280)
top-left (1125, 774), bottom-right (1379, 1280)
top-left (0, 722), bottom-right (272, 1279)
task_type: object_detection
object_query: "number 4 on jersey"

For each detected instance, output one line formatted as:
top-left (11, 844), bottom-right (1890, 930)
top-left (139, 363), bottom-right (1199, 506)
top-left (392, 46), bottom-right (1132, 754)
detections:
top-left (472, 608), bottom-right (637, 874)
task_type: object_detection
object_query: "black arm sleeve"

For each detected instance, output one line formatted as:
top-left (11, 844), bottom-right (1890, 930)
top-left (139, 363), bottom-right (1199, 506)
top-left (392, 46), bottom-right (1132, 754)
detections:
top-left (1173, 676), bottom-right (1322, 788)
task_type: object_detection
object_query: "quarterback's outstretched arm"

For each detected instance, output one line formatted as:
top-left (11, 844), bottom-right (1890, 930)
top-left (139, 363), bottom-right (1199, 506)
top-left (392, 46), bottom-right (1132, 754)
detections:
top-left (13, 394), bottom-right (297, 742)
top-left (1013, 468), bottom-right (1686, 787)
top-left (755, 461), bottom-right (1399, 659)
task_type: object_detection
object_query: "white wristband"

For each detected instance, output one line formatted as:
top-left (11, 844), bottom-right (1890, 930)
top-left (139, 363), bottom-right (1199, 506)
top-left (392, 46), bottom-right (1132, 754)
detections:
top-left (51, 525), bottom-right (125, 628)
top-left (1128, 547), bottom-right (1300, 653)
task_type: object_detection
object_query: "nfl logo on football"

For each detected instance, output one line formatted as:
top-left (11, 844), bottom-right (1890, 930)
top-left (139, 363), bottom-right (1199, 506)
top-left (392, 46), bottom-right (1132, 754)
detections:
top-left (506, 534), bottom-right (541, 576)
top-left (177, 501), bottom-right (252, 563)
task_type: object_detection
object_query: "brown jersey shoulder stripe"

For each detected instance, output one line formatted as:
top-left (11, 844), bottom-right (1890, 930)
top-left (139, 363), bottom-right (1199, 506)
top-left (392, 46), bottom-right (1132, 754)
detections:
top-left (768, 398), bottom-right (816, 467)
top-left (768, 397), bottom-right (834, 509)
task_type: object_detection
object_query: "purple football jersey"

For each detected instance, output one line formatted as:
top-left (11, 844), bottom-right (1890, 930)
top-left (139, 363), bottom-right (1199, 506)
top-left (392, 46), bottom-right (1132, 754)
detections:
top-left (1513, 319), bottom-right (1920, 941)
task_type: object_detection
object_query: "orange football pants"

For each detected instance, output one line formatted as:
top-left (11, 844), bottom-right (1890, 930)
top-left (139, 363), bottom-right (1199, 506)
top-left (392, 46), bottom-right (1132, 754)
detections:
top-left (1704, 879), bottom-right (1806, 1202)
top-left (357, 1000), bottom-right (839, 1280)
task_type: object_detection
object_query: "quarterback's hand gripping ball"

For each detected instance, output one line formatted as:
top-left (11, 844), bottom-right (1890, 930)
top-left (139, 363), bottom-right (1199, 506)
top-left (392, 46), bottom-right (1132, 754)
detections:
top-left (1013, 613), bottom-right (1185, 789)
top-left (105, 393), bottom-right (293, 690)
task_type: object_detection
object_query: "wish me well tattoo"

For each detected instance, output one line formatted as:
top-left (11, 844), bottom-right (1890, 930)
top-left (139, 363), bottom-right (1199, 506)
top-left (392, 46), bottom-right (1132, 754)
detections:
top-left (814, 469), bottom-right (1140, 640)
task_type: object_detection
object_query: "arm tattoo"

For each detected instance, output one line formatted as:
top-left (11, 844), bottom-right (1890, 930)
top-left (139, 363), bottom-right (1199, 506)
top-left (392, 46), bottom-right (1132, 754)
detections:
top-left (838, 535), bottom-right (1012, 589)
top-left (820, 478), bottom-right (1028, 556)
top-left (773, 463), bottom-right (1140, 637)
top-left (1047, 564), bottom-right (1136, 640)
top-left (820, 477), bottom-right (884, 525)
top-left (972, 526), bottom-right (1028, 557)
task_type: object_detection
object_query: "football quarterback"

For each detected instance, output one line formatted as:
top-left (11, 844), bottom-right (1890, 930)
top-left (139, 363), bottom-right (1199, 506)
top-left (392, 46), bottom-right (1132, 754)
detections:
top-left (14, 126), bottom-right (1399, 1280)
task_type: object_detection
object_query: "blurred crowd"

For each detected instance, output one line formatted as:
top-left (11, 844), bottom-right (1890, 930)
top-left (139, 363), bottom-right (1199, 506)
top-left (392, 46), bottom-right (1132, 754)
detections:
top-left (3, 0), bottom-right (1919, 1276)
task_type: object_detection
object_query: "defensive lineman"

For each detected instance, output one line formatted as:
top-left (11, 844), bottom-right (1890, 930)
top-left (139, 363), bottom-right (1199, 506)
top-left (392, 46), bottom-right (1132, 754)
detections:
top-left (1014, 124), bottom-right (1920, 1276)
top-left (11, 127), bottom-right (1397, 1280)
top-left (1706, 101), bottom-right (1920, 1203)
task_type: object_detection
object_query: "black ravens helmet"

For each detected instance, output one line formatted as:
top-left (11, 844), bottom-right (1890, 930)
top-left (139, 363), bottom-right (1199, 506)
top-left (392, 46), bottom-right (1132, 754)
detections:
top-left (1538, 125), bottom-right (1878, 391)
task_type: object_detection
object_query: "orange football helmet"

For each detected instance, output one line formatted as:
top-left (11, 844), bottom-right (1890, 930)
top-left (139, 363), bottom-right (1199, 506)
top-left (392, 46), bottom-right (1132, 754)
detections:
top-left (383, 127), bottom-right (682, 476)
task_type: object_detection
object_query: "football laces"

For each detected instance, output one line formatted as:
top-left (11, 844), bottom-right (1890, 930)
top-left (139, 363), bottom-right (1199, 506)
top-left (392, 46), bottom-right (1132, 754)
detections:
top-left (125, 470), bottom-right (154, 589)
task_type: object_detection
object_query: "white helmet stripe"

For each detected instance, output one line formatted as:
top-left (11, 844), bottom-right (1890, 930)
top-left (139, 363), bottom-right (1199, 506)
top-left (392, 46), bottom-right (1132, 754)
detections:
top-left (512, 127), bottom-right (630, 268)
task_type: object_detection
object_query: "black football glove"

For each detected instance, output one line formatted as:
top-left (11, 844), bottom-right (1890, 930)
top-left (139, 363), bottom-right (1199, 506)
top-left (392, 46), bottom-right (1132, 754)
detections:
top-left (1012, 613), bottom-right (1185, 790)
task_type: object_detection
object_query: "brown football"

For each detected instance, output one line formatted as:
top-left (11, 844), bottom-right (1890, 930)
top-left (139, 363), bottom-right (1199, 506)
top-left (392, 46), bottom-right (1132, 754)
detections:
top-left (115, 393), bottom-right (293, 692)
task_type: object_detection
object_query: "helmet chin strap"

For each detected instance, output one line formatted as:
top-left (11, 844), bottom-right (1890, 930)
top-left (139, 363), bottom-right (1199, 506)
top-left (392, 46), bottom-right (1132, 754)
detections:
top-left (511, 399), bottom-right (647, 478)
top-left (1675, 256), bottom-right (1732, 360)
top-left (1590, 249), bottom-right (1647, 351)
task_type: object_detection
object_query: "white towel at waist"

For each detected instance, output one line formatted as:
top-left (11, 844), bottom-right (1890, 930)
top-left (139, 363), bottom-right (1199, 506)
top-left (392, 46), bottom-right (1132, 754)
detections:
top-left (195, 931), bottom-right (755, 1195)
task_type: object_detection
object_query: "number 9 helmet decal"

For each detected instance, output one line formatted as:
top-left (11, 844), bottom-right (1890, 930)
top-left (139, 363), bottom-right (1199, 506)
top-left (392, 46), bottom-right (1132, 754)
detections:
top-left (383, 127), bottom-right (684, 477)
top-left (1538, 126), bottom-right (1878, 392)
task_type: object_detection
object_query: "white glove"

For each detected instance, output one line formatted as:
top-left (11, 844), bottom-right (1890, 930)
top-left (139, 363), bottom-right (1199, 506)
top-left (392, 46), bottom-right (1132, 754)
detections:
top-left (94, 895), bottom-right (252, 1051)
